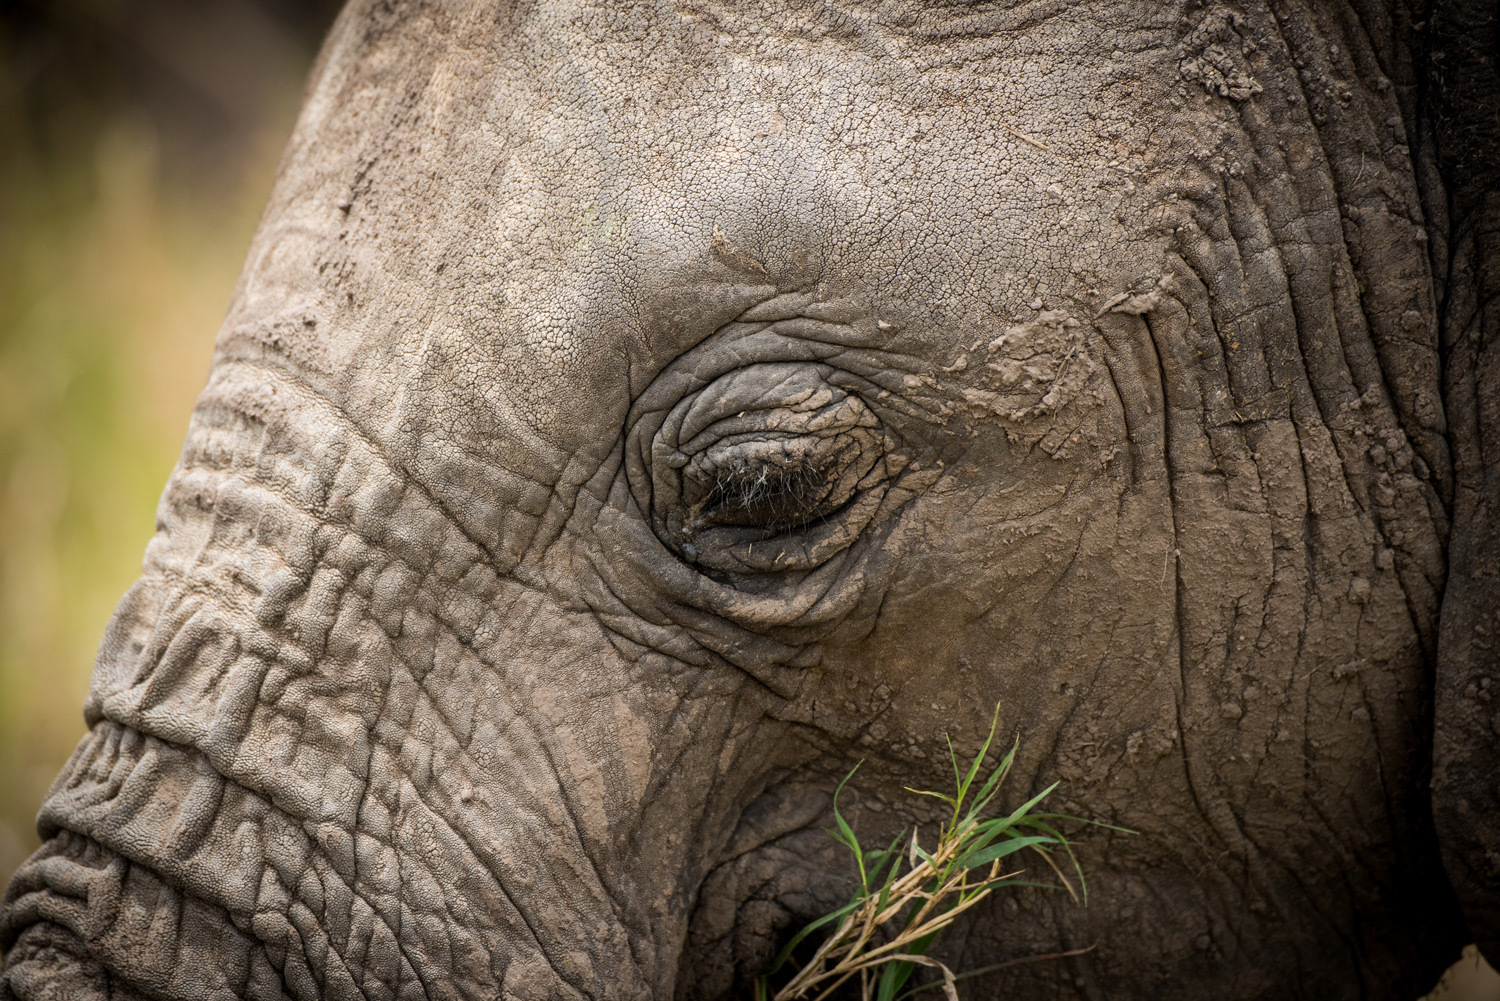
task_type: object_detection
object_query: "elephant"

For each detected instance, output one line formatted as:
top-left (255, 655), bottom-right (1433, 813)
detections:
top-left (2, 0), bottom-right (1497, 998)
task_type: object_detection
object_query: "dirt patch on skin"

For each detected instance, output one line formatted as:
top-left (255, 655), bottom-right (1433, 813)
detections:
top-left (960, 310), bottom-right (1096, 424)
top-left (936, 307), bottom-right (1113, 464)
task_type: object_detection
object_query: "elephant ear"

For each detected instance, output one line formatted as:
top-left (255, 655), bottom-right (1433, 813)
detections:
top-left (1427, 0), bottom-right (1500, 966)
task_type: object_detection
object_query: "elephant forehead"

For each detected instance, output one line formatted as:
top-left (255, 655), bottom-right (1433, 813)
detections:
top-left (262, 12), bottom-right (1179, 273)
top-left (475, 0), bottom-right (1181, 316)
top-left (215, 0), bottom-right (1207, 570)
top-left (303, 3), bottom-right (1175, 422)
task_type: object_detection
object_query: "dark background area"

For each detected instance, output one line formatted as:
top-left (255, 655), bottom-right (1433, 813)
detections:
top-left (2, 0), bottom-right (344, 182)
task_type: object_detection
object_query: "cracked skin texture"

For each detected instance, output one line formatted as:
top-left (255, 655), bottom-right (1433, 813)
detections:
top-left (1, 1), bottom-right (1496, 999)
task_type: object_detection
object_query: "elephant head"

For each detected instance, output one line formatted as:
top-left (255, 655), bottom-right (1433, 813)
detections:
top-left (3, 1), bottom-right (1497, 999)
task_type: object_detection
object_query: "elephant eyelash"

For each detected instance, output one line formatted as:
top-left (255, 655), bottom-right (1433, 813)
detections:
top-left (701, 458), bottom-right (829, 532)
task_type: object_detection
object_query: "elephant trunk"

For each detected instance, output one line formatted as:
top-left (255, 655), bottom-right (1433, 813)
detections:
top-left (1, 360), bottom-right (759, 1001)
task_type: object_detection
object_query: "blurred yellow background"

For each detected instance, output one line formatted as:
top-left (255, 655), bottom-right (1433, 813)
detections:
top-left (0, 0), bottom-right (341, 894)
top-left (0, 3), bottom-right (1494, 998)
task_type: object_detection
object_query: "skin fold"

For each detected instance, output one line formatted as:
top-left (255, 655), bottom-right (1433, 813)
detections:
top-left (1, 1), bottom-right (1495, 999)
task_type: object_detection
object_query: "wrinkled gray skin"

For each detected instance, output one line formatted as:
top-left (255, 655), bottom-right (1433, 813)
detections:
top-left (2, 1), bottom-right (1497, 999)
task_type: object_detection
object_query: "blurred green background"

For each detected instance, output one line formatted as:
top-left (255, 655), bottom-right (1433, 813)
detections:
top-left (0, 2), bottom-right (1495, 997)
top-left (0, 0), bottom-right (342, 893)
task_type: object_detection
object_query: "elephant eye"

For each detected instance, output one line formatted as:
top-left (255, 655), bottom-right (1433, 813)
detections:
top-left (688, 449), bottom-right (838, 534)
top-left (628, 361), bottom-right (898, 576)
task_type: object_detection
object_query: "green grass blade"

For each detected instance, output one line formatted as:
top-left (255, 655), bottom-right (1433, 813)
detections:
top-left (764, 897), bottom-right (862, 975)
top-left (1027, 811), bottom-right (1138, 835)
top-left (960, 833), bottom-right (1057, 870)
top-left (964, 738), bottom-right (1018, 821)
top-left (752, 710), bottom-right (1101, 999)
top-left (1011, 817), bottom-right (1092, 902)
top-left (876, 928), bottom-right (940, 1001)
top-left (904, 786), bottom-right (957, 809)
top-left (877, 960), bottom-right (913, 1001)
top-left (954, 705), bottom-right (1002, 806)
top-left (958, 781), bottom-right (1060, 860)
top-left (986, 877), bottom-right (1075, 891)
top-left (830, 764), bottom-right (867, 888)
top-left (997, 781), bottom-right (1060, 829)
